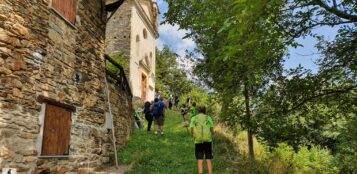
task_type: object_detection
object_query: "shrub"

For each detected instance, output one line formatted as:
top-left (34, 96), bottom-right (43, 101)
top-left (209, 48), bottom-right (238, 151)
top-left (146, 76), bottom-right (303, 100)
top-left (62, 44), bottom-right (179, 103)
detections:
top-left (268, 143), bottom-right (294, 174)
top-left (267, 143), bottom-right (338, 174)
top-left (293, 146), bottom-right (339, 174)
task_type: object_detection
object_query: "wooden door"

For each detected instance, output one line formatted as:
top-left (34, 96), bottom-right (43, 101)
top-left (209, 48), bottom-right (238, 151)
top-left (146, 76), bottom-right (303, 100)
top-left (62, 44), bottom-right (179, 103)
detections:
top-left (41, 104), bottom-right (72, 156)
top-left (141, 74), bottom-right (147, 101)
top-left (52, 0), bottom-right (77, 24)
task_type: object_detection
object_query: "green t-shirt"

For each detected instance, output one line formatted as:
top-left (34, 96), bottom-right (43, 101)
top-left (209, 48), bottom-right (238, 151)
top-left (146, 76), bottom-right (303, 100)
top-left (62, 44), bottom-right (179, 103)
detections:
top-left (190, 114), bottom-right (214, 143)
top-left (190, 106), bottom-right (197, 117)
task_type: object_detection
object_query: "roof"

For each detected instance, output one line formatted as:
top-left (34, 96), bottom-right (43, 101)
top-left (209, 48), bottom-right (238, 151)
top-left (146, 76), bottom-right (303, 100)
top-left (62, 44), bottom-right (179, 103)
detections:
top-left (105, 0), bottom-right (125, 12)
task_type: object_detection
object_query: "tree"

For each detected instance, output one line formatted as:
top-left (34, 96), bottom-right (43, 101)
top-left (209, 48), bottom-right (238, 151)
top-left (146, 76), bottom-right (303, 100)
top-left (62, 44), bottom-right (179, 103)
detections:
top-left (155, 45), bottom-right (193, 96)
top-left (164, 0), bottom-right (287, 159)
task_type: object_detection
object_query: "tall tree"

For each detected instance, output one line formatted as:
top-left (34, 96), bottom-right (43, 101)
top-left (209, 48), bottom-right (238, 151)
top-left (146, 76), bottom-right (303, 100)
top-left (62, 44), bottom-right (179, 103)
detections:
top-left (156, 45), bottom-right (193, 95)
top-left (164, 0), bottom-right (286, 159)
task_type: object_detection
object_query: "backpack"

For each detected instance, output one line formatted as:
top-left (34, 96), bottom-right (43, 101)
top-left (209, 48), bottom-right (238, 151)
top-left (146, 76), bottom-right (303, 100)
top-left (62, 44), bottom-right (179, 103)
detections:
top-left (152, 102), bottom-right (160, 116)
top-left (193, 114), bottom-right (212, 143)
top-left (158, 101), bottom-right (164, 116)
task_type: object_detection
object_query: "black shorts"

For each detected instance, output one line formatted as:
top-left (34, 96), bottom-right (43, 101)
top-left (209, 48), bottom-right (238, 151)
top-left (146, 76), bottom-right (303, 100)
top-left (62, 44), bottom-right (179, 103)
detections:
top-left (195, 142), bottom-right (213, 160)
top-left (154, 115), bottom-right (164, 126)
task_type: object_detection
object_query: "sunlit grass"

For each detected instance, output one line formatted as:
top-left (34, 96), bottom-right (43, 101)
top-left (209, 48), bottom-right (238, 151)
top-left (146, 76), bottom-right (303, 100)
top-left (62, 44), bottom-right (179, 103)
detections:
top-left (116, 110), bottom-right (238, 174)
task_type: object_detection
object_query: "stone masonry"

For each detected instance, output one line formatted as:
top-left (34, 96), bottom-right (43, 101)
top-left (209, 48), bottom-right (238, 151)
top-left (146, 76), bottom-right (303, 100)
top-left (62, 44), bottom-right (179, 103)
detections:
top-left (106, 0), bottom-right (159, 101)
top-left (0, 0), bottom-right (134, 173)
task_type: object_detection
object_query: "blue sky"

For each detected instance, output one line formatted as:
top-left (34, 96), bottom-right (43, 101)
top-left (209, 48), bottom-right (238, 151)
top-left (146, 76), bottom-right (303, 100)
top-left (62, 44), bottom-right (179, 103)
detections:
top-left (156, 0), bottom-right (338, 73)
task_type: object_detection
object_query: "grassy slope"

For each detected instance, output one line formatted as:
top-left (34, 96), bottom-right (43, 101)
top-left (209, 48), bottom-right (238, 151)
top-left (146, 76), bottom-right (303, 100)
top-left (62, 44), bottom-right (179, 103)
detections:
top-left (117, 110), bottom-right (238, 174)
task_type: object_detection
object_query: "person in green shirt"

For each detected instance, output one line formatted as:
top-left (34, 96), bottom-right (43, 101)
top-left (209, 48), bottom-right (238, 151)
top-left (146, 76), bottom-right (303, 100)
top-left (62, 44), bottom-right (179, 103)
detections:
top-left (190, 102), bottom-right (197, 118)
top-left (190, 106), bottom-right (214, 174)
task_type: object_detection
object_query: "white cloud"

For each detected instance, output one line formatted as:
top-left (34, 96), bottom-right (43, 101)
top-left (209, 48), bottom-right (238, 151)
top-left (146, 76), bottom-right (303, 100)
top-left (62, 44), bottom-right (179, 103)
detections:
top-left (158, 23), bottom-right (196, 58)
top-left (159, 24), bottom-right (187, 38)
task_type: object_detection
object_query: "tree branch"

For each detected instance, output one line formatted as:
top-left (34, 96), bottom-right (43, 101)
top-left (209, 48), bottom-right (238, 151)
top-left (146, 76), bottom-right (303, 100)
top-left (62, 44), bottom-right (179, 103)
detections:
top-left (313, 0), bottom-right (357, 22)
top-left (287, 84), bottom-right (357, 113)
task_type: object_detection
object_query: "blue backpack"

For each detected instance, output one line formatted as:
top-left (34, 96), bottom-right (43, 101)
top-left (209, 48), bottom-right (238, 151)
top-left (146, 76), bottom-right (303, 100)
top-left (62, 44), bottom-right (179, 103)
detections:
top-left (158, 101), bottom-right (164, 116)
top-left (152, 102), bottom-right (160, 116)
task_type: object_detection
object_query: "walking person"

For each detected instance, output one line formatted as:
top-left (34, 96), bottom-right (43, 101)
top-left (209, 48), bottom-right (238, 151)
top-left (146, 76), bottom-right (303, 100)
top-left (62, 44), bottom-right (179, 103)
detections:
top-left (190, 106), bottom-right (214, 174)
top-left (143, 101), bottom-right (153, 131)
top-left (168, 95), bottom-right (173, 110)
top-left (174, 96), bottom-right (180, 109)
top-left (152, 97), bottom-right (165, 135)
top-left (190, 102), bottom-right (197, 118)
top-left (186, 96), bottom-right (192, 106)
top-left (157, 96), bottom-right (166, 135)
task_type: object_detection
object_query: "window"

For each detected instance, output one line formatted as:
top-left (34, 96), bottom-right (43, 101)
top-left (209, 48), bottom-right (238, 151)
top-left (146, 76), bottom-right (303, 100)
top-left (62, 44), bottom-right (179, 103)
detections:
top-left (136, 35), bottom-right (140, 42)
top-left (52, 0), bottom-right (77, 24)
top-left (143, 29), bottom-right (147, 39)
top-left (41, 103), bottom-right (72, 156)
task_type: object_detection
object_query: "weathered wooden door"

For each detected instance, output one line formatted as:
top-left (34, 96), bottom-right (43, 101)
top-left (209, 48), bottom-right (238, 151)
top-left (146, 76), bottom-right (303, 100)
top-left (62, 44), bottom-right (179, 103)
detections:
top-left (52, 0), bottom-right (77, 24)
top-left (141, 74), bottom-right (147, 101)
top-left (41, 104), bottom-right (72, 156)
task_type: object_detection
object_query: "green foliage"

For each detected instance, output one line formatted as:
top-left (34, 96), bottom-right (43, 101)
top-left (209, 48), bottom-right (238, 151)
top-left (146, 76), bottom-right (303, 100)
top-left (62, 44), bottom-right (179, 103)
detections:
top-left (155, 46), bottom-right (193, 95)
top-left (179, 86), bottom-right (208, 106)
top-left (268, 143), bottom-right (294, 174)
top-left (293, 146), bottom-right (338, 174)
top-left (164, 0), bottom-right (287, 159)
top-left (164, 0), bottom-right (357, 171)
top-left (106, 53), bottom-right (128, 74)
top-left (335, 106), bottom-right (357, 173)
top-left (267, 143), bottom-right (339, 174)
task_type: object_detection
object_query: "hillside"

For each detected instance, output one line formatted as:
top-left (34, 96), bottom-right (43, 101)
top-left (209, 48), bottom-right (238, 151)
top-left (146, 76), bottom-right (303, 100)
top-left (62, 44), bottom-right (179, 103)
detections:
top-left (115, 110), bottom-right (242, 174)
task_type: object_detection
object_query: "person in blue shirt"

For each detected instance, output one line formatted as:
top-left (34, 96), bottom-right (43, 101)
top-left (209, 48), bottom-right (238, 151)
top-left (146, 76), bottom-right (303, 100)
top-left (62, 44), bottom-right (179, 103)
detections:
top-left (152, 97), bottom-right (166, 135)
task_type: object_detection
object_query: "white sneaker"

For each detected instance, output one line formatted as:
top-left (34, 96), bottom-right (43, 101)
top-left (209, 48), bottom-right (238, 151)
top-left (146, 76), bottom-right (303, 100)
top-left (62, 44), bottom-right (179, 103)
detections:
top-left (160, 131), bottom-right (164, 135)
top-left (154, 131), bottom-right (158, 135)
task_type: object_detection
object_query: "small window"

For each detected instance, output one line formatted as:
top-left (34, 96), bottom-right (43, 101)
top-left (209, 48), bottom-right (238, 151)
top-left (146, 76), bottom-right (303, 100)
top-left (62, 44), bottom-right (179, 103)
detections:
top-left (52, 0), bottom-right (78, 24)
top-left (136, 35), bottom-right (140, 42)
top-left (41, 103), bottom-right (72, 156)
top-left (150, 52), bottom-right (152, 58)
top-left (143, 29), bottom-right (147, 39)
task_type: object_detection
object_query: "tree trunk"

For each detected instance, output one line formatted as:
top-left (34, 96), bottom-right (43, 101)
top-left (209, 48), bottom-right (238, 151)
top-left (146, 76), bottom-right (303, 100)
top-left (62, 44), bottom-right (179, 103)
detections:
top-left (244, 81), bottom-right (254, 160)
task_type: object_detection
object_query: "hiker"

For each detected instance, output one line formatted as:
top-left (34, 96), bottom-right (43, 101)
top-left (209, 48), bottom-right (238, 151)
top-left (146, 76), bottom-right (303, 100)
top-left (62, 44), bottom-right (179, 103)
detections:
top-left (143, 101), bottom-right (153, 131)
top-left (174, 96), bottom-right (180, 109)
top-left (168, 95), bottom-right (173, 110)
top-left (190, 106), bottom-right (214, 174)
top-left (186, 96), bottom-right (192, 106)
top-left (152, 97), bottom-right (165, 135)
top-left (190, 102), bottom-right (197, 118)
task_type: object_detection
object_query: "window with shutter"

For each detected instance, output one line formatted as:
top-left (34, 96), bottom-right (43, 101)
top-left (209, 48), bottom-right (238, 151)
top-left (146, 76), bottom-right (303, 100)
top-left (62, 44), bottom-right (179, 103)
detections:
top-left (52, 0), bottom-right (77, 24)
top-left (41, 104), bottom-right (72, 156)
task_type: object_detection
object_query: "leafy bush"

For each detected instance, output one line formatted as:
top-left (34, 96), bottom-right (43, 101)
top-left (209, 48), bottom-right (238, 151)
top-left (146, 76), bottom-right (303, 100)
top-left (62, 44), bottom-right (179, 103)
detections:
top-left (106, 53), bottom-right (128, 74)
top-left (267, 143), bottom-right (339, 174)
top-left (293, 146), bottom-right (338, 174)
top-left (335, 110), bottom-right (357, 173)
top-left (268, 143), bottom-right (294, 174)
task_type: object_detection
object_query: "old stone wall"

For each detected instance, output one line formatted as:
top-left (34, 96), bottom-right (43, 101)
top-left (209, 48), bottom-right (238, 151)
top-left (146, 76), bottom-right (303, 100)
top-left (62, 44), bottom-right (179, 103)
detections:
top-left (105, 0), bottom-right (132, 76)
top-left (0, 0), bottom-right (134, 173)
top-left (108, 84), bottom-right (134, 149)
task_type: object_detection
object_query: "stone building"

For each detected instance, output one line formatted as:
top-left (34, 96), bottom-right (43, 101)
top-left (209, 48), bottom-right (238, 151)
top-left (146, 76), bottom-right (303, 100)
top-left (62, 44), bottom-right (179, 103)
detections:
top-left (0, 0), bottom-right (134, 173)
top-left (106, 0), bottom-right (159, 102)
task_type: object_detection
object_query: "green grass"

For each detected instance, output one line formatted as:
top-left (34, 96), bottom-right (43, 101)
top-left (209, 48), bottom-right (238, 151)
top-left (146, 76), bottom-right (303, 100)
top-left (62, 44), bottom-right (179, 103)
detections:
top-left (116, 110), bottom-right (238, 174)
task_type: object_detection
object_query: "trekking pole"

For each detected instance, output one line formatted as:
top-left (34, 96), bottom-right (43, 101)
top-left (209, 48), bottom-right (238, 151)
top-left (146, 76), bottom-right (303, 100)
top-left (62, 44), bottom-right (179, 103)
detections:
top-left (104, 77), bottom-right (119, 169)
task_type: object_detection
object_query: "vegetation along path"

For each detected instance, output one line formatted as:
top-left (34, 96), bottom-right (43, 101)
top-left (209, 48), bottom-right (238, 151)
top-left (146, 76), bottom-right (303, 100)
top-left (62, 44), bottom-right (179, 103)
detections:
top-left (116, 110), bottom-right (241, 174)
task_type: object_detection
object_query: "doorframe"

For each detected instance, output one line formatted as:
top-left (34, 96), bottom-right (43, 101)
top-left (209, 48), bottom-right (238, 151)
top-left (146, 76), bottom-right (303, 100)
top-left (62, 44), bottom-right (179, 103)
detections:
top-left (141, 73), bottom-right (148, 101)
top-left (36, 97), bottom-right (75, 158)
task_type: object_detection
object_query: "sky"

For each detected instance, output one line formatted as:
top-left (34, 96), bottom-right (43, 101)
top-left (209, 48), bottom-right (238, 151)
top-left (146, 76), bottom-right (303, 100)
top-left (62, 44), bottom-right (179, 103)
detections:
top-left (155, 0), bottom-right (339, 73)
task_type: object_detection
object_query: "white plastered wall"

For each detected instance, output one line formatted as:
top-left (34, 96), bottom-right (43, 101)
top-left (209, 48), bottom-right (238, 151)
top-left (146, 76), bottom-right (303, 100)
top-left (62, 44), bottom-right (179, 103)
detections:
top-left (129, 6), bottom-right (156, 101)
